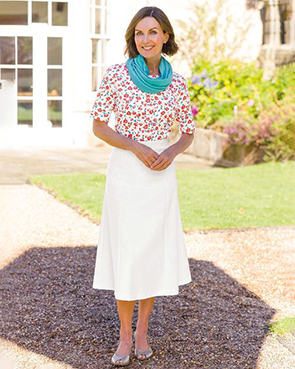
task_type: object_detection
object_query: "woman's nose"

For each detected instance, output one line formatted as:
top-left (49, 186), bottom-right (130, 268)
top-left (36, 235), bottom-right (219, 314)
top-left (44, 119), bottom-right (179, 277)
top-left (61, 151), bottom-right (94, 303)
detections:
top-left (143, 34), bottom-right (150, 43)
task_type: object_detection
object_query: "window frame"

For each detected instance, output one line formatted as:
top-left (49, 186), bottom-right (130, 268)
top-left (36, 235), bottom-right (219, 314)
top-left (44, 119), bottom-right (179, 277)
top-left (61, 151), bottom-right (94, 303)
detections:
top-left (90, 0), bottom-right (110, 92)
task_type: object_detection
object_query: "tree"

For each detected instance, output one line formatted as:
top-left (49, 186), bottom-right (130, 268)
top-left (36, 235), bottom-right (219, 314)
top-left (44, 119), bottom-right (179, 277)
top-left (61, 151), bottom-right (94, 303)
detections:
top-left (173, 0), bottom-right (254, 68)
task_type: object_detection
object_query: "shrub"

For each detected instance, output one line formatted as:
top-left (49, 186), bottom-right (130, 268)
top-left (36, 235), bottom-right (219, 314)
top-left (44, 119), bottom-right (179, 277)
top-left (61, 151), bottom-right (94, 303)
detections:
top-left (190, 60), bottom-right (295, 161)
top-left (188, 58), bottom-right (286, 128)
top-left (262, 101), bottom-right (295, 161)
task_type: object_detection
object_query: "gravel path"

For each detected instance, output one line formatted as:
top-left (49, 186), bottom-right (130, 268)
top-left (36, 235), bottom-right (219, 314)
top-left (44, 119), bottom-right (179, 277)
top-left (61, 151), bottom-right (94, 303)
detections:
top-left (0, 184), bottom-right (295, 369)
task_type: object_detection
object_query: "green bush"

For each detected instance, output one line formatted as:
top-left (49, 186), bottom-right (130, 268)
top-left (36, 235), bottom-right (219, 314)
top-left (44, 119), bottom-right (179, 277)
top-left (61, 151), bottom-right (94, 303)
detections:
top-left (262, 96), bottom-right (295, 161)
top-left (189, 59), bottom-right (295, 161)
top-left (188, 58), bottom-right (289, 128)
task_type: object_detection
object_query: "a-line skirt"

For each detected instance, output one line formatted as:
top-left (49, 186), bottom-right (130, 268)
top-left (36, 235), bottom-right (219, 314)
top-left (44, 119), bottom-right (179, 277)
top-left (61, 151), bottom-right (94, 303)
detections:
top-left (92, 137), bottom-right (192, 301)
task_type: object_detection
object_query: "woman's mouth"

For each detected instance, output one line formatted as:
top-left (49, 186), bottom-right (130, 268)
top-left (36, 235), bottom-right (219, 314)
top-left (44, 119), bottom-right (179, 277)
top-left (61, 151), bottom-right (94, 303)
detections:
top-left (142, 46), bottom-right (154, 51)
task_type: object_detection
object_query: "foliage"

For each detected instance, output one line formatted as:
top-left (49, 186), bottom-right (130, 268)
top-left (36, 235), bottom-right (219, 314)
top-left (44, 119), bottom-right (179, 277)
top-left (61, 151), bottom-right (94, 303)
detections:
top-left (189, 59), bottom-right (295, 161)
top-left (212, 108), bottom-right (295, 162)
top-left (188, 58), bottom-right (287, 128)
top-left (261, 95), bottom-right (295, 161)
top-left (175, 0), bottom-right (294, 162)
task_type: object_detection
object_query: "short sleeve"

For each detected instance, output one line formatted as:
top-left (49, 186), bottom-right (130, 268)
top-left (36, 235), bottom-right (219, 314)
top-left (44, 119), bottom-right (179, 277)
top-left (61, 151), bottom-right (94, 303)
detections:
top-left (175, 76), bottom-right (196, 135)
top-left (89, 66), bottom-right (117, 123)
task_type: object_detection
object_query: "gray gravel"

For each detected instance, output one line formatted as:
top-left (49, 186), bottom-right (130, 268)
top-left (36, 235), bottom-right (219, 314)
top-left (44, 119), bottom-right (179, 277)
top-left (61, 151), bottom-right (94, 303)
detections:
top-left (0, 184), bottom-right (295, 369)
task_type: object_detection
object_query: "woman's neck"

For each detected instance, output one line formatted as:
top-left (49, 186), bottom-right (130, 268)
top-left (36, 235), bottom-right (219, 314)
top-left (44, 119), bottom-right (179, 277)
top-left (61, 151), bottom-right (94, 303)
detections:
top-left (143, 55), bottom-right (161, 75)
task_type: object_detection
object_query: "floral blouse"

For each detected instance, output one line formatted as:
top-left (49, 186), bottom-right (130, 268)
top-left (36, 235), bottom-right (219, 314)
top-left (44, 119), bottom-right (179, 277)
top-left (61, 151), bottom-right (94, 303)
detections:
top-left (89, 63), bottom-right (195, 141)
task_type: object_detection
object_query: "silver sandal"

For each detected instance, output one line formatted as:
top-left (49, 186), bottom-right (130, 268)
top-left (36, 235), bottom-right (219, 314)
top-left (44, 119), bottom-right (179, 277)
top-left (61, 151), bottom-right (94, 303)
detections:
top-left (134, 330), bottom-right (153, 361)
top-left (111, 340), bottom-right (132, 366)
top-left (111, 352), bottom-right (130, 366)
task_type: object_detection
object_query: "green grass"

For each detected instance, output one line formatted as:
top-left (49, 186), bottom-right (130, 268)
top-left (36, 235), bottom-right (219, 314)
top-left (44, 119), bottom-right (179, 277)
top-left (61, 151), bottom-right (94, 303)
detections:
top-left (29, 173), bottom-right (106, 223)
top-left (268, 316), bottom-right (295, 336)
top-left (177, 160), bottom-right (295, 230)
top-left (28, 160), bottom-right (295, 230)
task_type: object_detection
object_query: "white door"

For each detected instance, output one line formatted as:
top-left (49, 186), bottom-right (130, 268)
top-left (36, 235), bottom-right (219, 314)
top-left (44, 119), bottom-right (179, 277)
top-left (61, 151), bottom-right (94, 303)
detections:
top-left (0, 1), bottom-right (71, 147)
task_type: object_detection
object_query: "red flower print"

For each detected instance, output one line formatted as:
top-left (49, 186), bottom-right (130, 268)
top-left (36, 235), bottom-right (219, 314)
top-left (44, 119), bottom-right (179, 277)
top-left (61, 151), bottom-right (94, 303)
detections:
top-left (89, 63), bottom-right (195, 141)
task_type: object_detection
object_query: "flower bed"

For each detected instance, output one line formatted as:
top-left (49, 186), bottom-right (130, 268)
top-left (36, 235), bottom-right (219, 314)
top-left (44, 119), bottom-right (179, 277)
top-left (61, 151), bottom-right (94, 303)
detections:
top-left (183, 59), bottom-right (295, 165)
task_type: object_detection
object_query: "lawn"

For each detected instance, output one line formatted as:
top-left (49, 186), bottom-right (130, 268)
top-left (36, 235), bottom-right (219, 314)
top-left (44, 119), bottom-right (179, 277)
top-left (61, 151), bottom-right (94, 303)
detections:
top-left (28, 160), bottom-right (295, 231)
top-left (268, 316), bottom-right (295, 336)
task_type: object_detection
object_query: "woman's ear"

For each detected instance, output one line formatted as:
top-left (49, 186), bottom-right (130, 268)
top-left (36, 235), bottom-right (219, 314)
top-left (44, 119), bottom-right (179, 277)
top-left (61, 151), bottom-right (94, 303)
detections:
top-left (164, 32), bottom-right (169, 44)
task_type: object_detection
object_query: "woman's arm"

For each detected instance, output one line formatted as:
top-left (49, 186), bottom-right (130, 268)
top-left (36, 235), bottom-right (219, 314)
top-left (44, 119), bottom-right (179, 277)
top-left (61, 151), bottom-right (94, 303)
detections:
top-left (169, 132), bottom-right (195, 157)
top-left (150, 133), bottom-right (194, 170)
top-left (93, 118), bottom-right (138, 152)
top-left (93, 118), bottom-right (159, 168)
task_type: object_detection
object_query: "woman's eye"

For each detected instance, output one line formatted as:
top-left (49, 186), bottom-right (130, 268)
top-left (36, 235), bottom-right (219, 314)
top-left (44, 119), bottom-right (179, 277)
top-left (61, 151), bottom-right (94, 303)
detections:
top-left (135, 31), bottom-right (157, 36)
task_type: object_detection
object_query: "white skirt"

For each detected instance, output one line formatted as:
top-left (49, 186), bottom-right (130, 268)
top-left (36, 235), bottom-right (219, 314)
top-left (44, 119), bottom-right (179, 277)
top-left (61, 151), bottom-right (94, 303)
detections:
top-left (92, 137), bottom-right (192, 301)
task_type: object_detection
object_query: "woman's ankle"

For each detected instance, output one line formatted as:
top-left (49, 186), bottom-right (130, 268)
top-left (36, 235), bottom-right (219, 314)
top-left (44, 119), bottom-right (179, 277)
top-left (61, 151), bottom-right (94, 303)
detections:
top-left (119, 328), bottom-right (133, 341)
top-left (135, 325), bottom-right (148, 336)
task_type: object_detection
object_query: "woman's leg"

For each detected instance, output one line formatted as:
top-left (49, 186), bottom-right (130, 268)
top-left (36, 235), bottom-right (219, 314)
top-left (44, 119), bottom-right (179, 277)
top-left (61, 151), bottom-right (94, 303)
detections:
top-left (135, 297), bottom-right (156, 359)
top-left (114, 299), bottom-right (136, 364)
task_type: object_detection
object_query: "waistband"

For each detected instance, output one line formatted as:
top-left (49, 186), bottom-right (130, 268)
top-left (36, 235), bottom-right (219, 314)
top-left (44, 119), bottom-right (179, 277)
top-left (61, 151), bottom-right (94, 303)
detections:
top-left (137, 137), bottom-right (169, 149)
top-left (111, 137), bottom-right (170, 156)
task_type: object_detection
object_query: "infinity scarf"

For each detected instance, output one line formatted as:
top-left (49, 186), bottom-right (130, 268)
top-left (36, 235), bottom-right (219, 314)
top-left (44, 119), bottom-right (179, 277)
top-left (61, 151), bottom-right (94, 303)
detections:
top-left (125, 53), bottom-right (173, 93)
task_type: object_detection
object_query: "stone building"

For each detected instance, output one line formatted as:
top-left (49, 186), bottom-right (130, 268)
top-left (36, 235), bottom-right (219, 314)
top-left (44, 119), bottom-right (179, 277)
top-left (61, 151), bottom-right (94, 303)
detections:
top-left (247, 0), bottom-right (295, 72)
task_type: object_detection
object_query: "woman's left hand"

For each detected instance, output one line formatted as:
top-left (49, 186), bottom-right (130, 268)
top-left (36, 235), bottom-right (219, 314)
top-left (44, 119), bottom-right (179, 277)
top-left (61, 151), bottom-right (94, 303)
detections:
top-left (150, 146), bottom-right (176, 171)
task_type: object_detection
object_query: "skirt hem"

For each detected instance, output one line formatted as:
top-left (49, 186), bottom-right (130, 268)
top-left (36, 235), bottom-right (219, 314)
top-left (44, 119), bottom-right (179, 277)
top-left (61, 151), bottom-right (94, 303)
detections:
top-left (92, 278), bottom-right (192, 301)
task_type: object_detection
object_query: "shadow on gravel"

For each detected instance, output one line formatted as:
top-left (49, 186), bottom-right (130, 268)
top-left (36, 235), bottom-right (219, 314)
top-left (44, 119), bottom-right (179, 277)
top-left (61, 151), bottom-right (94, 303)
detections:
top-left (0, 247), bottom-right (276, 369)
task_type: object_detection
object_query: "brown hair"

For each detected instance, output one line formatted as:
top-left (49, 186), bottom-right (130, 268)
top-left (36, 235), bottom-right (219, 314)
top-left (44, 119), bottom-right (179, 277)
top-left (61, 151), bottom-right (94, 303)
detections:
top-left (124, 6), bottom-right (179, 59)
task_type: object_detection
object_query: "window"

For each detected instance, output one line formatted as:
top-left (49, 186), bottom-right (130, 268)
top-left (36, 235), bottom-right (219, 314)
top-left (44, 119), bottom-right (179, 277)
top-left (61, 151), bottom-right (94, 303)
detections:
top-left (0, 1), bottom-right (68, 26)
top-left (18, 68), bottom-right (33, 96)
top-left (0, 1), bottom-right (28, 25)
top-left (48, 37), bottom-right (62, 65)
top-left (48, 100), bottom-right (62, 127)
top-left (18, 101), bottom-right (33, 125)
top-left (92, 38), bottom-right (108, 91)
top-left (90, 0), bottom-right (110, 92)
top-left (261, 0), bottom-right (292, 45)
top-left (32, 1), bottom-right (48, 23)
top-left (0, 37), bottom-right (33, 90)
top-left (47, 37), bottom-right (63, 127)
top-left (52, 2), bottom-right (68, 26)
top-left (0, 37), bottom-right (15, 64)
top-left (90, 0), bottom-right (108, 35)
top-left (48, 69), bottom-right (62, 96)
top-left (1, 69), bottom-right (15, 79)
top-left (278, 0), bottom-right (292, 44)
top-left (18, 37), bottom-right (33, 64)
top-left (0, 36), bottom-right (33, 125)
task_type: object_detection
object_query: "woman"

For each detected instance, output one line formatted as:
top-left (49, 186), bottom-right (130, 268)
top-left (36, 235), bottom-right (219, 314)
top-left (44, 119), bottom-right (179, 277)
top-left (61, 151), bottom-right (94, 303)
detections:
top-left (89, 6), bottom-right (195, 367)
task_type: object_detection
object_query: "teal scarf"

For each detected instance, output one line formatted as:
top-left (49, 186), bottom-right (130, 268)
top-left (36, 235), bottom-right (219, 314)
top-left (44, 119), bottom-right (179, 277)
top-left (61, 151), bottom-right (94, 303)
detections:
top-left (126, 53), bottom-right (173, 93)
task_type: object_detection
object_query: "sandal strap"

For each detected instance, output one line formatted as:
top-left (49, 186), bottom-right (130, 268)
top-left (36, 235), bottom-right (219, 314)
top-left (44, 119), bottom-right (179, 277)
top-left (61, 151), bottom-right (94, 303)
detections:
top-left (112, 354), bottom-right (130, 361)
top-left (135, 347), bottom-right (153, 357)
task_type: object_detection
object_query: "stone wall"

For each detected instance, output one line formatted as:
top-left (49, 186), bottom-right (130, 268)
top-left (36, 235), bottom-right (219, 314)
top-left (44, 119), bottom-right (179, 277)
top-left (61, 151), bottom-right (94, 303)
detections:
top-left (169, 128), bottom-right (265, 167)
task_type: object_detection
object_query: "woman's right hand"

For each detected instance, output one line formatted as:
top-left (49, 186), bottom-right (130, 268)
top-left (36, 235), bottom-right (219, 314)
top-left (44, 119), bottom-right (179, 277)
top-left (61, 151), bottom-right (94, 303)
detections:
top-left (131, 142), bottom-right (159, 169)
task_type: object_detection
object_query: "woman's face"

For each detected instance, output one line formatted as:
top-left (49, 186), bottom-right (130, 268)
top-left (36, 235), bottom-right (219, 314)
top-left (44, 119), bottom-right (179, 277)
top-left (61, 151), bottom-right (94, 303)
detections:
top-left (134, 16), bottom-right (169, 61)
